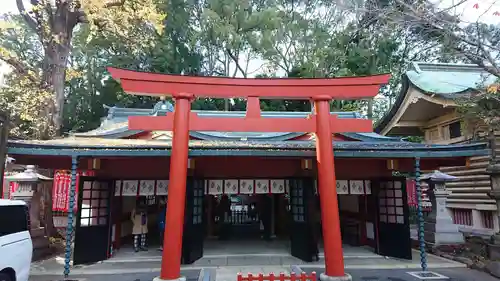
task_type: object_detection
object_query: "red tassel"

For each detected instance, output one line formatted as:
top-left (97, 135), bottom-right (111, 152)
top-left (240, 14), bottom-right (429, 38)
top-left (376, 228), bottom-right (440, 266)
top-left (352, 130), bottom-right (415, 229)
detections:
top-left (473, 3), bottom-right (479, 9)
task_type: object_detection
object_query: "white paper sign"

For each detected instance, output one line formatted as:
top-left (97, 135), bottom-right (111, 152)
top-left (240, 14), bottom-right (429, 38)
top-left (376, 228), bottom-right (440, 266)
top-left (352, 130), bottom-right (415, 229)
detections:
top-left (208, 180), bottom-right (223, 195)
top-left (224, 180), bottom-right (239, 194)
top-left (121, 180), bottom-right (139, 196)
top-left (255, 179), bottom-right (270, 194)
top-left (270, 180), bottom-right (285, 194)
top-left (114, 180), bottom-right (122, 196)
top-left (364, 180), bottom-right (371, 194)
top-left (349, 180), bottom-right (364, 195)
top-left (139, 180), bottom-right (155, 196)
top-left (336, 180), bottom-right (349, 195)
top-left (239, 179), bottom-right (254, 194)
top-left (156, 180), bottom-right (169, 195)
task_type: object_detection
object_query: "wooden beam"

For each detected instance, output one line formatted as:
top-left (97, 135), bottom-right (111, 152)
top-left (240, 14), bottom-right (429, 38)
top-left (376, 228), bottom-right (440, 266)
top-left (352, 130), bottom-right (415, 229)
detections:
top-left (107, 67), bottom-right (390, 100)
top-left (128, 114), bottom-right (373, 133)
top-left (394, 121), bottom-right (425, 127)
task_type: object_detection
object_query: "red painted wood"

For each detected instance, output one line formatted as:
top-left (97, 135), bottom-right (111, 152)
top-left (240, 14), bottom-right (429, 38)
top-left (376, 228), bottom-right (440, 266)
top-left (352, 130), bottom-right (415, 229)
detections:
top-left (9, 154), bottom-right (468, 174)
top-left (236, 272), bottom-right (317, 281)
top-left (128, 114), bottom-right (372, 133)
top-left (160, 97), bottom-right (191, 279)
top-left (108, 67), bottom-right (390, 100)
top-left (246, 97), bottom-right (261, 118)
top-left (314, 99), bottom-right (345, 277)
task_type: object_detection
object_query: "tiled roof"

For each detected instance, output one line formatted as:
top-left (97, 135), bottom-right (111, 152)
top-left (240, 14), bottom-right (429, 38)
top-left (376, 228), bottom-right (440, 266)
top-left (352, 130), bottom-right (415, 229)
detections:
top-left (406, 62), bottom-right (496, 97)
top-left (7, 137), bottom-right (486, 152)
top-left (74, 105), bottom-right (401, 142)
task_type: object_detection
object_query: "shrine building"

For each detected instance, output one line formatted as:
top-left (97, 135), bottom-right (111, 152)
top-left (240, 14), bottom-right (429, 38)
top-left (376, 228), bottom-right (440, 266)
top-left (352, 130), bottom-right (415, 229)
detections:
top-left (5, 69), bottom-right (489, 281)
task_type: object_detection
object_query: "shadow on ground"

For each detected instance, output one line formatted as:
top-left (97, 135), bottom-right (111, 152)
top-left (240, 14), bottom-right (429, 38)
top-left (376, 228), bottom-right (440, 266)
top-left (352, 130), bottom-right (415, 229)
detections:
top-left (29, 269), bottom-right (200, 281)
top-left (294, 267), bottom-right (499, 281)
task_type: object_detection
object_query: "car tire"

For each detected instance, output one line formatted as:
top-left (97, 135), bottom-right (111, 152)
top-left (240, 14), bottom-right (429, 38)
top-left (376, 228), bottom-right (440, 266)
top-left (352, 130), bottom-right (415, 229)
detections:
top-left (0, 273), bottom-right (12, 281)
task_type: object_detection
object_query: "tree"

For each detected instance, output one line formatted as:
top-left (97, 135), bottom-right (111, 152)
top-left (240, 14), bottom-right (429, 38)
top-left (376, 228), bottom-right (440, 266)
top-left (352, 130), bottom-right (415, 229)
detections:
top-left (457, 82), bottom-right (500, 156)
top-left (0, 0), bottom-right (164, 138)
top-left (357, 0), bottom-right (500, 78)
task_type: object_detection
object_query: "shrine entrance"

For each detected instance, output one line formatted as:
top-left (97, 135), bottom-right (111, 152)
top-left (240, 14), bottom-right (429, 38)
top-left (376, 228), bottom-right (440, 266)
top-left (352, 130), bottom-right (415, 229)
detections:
top-left (74, 178), bottom-right (113, 265)
top-left (108, 67), bottom-right (390, 281)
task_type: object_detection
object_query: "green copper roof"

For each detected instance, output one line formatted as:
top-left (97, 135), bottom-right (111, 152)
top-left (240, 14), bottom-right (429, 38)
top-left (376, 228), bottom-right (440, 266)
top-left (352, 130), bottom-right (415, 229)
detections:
top-left (406, 62), bottom-right (496, 97)
top-left (75, 105), bottom-right (402, 142)
top-left (375, 62), bottom-right (498, 134)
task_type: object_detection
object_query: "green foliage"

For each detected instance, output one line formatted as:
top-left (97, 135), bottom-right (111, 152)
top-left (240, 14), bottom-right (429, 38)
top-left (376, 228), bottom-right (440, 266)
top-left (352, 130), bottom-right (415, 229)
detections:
top-left (0, 0), bottom-right (165, 138)
top-left (456, 83), bottom-right (500, 139)
top-left (0, 0), bottom-right (459, 139)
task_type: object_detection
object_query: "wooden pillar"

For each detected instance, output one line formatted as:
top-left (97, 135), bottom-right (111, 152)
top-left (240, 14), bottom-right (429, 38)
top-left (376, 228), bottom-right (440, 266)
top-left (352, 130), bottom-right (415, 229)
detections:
top-left (207, 195), bottom-right (213, 237)
top-left (314, 98), bottom-right (345, 277)
top-left (160, 93), bottom-right (192, 280)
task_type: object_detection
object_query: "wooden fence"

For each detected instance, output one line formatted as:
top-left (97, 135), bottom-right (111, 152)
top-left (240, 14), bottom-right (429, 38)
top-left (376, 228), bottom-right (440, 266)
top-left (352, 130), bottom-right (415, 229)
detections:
top-left (237, 272), bottom-right (317, 281)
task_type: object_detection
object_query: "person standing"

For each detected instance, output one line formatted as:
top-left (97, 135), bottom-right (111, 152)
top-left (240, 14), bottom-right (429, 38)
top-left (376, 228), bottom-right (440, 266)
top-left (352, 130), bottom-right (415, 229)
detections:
top-left (131, 202), bottom-right (148, 252)
top-left (157, 199), bottom-right (167, 251)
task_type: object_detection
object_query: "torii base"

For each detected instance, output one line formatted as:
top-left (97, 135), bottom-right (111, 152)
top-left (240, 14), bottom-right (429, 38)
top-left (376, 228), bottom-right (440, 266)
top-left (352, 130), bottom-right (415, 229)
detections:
top-left (320, 273), bottom-right (352, 281)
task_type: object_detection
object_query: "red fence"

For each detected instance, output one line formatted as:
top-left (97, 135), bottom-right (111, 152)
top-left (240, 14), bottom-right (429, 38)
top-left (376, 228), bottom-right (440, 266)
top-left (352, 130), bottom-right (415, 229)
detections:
top-left (237, 272), bottom-right (317, 281)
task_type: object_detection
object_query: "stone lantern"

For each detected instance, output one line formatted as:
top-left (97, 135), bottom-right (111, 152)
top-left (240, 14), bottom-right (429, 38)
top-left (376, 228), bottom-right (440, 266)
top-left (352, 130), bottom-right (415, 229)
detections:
top-left (421, 170), bottom-right (464, 245)
top-left (5, 165), bottom-right (52, 230)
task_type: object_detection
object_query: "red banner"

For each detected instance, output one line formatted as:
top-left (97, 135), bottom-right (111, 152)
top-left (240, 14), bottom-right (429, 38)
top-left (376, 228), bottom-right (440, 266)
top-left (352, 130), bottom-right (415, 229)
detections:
top-left (406, 179), bottom-right (417, 206)
top-left (8, 182), bottom-right (18, 199)
top-left (52, 170), bottom-right (96, 212)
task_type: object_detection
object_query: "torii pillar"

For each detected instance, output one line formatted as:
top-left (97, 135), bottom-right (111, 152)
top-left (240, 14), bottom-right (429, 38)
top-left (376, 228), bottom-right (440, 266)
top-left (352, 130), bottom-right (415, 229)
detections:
top-left (314, 97), bottom-right (346, 280)
top-left (107, 67), bottom-right (390, 281)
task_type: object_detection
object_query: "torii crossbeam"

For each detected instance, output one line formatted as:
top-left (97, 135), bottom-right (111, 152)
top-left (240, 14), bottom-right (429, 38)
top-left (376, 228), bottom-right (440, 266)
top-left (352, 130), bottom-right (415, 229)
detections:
top-left (108, 67), bottom-right (390, 281)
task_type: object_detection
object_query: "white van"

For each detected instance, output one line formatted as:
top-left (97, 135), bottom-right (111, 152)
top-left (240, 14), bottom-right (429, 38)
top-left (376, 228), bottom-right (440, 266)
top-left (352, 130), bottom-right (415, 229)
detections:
top-left (0, 199), bottom-right (33, 281)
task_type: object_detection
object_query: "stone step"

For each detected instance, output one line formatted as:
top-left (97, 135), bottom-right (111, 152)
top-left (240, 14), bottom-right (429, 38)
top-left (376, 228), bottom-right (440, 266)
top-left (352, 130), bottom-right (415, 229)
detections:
top-left (445, 168), bottom-right (487, 176)
top-left (452, 174), bottom-right (490, 181)
top-left (32, 237), bottom-right (50, 249)
top-left (447, 180), bottom-right (490, 187)
top-left (446, 198), bottom-right (497, 204)
top-left (446, 193), bottom-right (490, 199)
top-left (447, 187), bottom-right (491, 192)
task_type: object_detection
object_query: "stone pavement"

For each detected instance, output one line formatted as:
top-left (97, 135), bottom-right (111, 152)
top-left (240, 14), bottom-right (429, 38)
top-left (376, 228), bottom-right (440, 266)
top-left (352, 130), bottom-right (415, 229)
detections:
top-left (29, 249), bottom-right (464, 276)
top-left (29, 267), bottom-right (499, 281)
top-left (296, 267), bottom-right (500, 281)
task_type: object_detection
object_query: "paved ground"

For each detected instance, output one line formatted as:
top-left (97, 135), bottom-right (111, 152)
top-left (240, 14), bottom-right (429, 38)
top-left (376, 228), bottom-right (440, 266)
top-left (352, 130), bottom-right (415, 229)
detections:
top-left (30, 247), bottom-right (464, 276)
top-left (29, 269), bottom-right (202, 281)
top-left (296, 267), bottom-right (500, 281)
top-left (29, 267), bottom-right (499, 281)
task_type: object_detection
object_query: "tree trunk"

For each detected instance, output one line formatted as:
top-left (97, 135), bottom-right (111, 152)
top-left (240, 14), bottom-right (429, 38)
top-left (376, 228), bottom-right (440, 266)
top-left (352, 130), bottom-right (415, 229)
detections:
top-left (42, 43), bottom-right (69, 137)
top-left (367, 99), bottom-right (373, 120)
top-left (38, 16), bottom-right (72, 236)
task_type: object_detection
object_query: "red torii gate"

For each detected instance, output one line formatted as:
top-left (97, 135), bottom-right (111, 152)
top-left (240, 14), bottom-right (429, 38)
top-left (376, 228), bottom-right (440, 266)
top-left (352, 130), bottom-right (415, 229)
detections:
top-left (108, 67), bottom-right (390, 281)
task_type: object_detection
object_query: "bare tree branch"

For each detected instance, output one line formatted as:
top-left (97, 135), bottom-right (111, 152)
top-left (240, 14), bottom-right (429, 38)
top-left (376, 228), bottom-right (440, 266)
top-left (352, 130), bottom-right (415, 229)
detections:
top-left (16, 0), bottom-right (38, 32)
top-left (226, 48), bottom-right (247, 78)
top-left (0, 53), bottom-right (38, 83)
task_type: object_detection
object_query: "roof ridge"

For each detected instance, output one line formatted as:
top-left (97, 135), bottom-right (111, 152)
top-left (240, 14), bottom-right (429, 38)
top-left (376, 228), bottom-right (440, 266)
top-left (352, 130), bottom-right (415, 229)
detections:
top-left (411, 62), bottom-right (489, 73)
